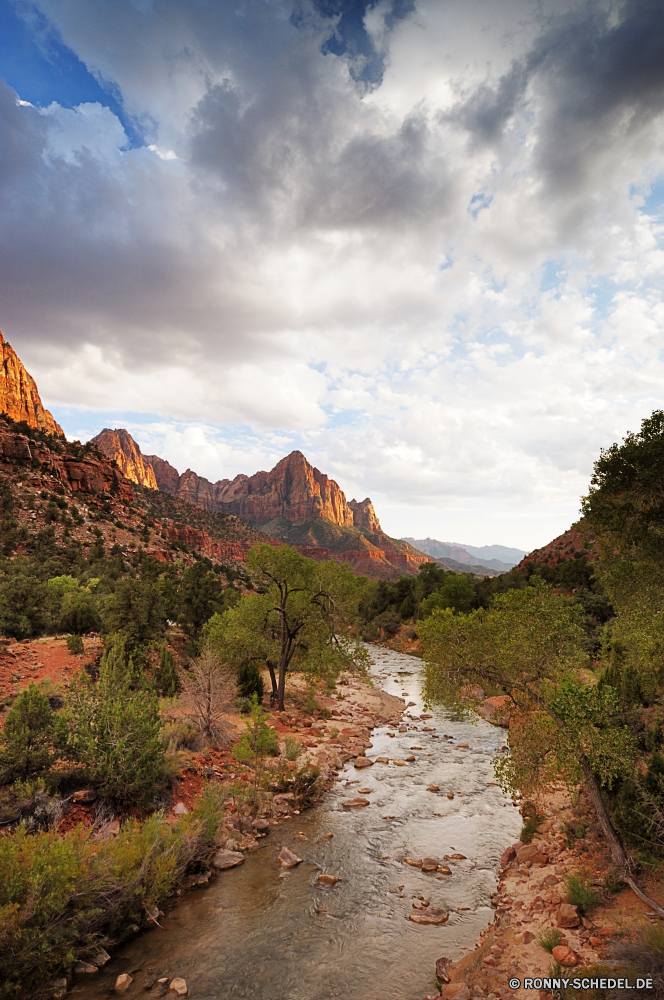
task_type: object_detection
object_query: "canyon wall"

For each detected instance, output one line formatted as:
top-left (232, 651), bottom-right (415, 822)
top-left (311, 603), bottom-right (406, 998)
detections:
top-left (94, 429), bottom-right (158, 490)
top-left (0, 332), bottom-right (63, 437)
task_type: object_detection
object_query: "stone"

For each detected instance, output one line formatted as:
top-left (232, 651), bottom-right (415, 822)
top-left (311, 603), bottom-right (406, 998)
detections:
top-left (446, 793), bottom-right (454, 799)
top-left (435, 957), bottom-right (452, 983)
top-left (375, 756), bottom-right (389, 763)
top-left (557, 903), bottom-right (581, 928)
top-left (421, 858), bottom-right (439, 872)
top-left (53, 978), bottom-right (67, 1000)
top-left (444, 853), bottom-right (466, 860)
top-left (212, 849), bottom-right (245, 870)
top-left (358, 787), bottom-right (373, 794)
top-left (342, 797), bottom-right (370, 808)
top-left (318, 874), bottom-right (342, 885)
top-left (74, 962), bottom-right (98, 975)
top-left (72, 789), bottom-right (97, 804)
top-left (521, 931), bottom-right (536, 944)
top-left (393, 759), bottom-right (406, 766)
top-left (322, 832), bottom-right (334, 840)
top-left (278, 846), bottom-right (303, 867)
top-left (404, 858), bottom-right (423, 867)
top-left (552, 946), bottom-right (578, 967)
top-left (169, 978), bottom-right (188, 996)
top-left (437, 866), bottom-right (452, 875)
top-left (500, 846), bottom-right (516, 866)
top-left (295, 832), bottom-right (308, 840)
top-left (354, 756), bottom-right (373, 769)
top-left (457, 742), bottom-right (469, 748)
top-left (405, 755), bottom-right (416, 762)
top-left (427, 785), bottom-right (440, 792)
top-left (91, 949), bottom-right (111, 967)
top-left (173, 802), bottom-right (188, 815)
top-left (253, 818), bottom-right (270, 831)
top-left (114, 974), bottom-right (133, 992)
top-left (409, 907), bottom-right (449, 925)
top-left (440, 983), bottom-right (470, 1000)
top-left (516, 844), bottom-right (548, 864)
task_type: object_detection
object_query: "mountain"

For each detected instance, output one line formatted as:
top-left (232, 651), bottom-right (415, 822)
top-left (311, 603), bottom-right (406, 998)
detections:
top-left (401, 536), bottom-right (522, 572)
top-left (0, 331), bottom-right (63, 437)
top-left (94, 429), bottom-right (158, 490)
top-left (514, 521), bottom-right (596, 570)
top-left (92, 430), bottom-right (430, 579)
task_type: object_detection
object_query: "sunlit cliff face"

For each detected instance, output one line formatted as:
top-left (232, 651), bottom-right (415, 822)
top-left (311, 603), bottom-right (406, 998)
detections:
top-left (2, 0), bottom-right (664, 547)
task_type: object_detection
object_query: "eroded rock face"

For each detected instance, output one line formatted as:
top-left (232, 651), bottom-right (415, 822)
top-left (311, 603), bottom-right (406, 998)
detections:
top-left (0, 332), bottom-right (63, 436)
top-left (93, 429), bottom-right (158, 489)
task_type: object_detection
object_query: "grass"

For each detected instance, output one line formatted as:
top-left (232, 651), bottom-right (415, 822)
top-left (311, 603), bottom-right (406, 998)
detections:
top-left (538, 928), bottom-right (562, 953)
top-left (566, 873), bottom-right (600, 913)
top-left (520, 813), bottom-right (543, 844)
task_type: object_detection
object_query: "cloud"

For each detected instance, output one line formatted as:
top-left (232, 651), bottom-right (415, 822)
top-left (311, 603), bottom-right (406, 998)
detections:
top-left (1, 0), bottom-right (664, 547)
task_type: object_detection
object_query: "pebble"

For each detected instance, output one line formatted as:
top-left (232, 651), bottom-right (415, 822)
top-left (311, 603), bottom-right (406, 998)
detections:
top-left (341, 797), bottom-right (370, 808)
top-left (427, 785), bottom-right (440, 792)
top-left (318, 874), bottom-right (342, 885)
top-left (114, 974), bottom-right (133, 992)
top-left (169, 978), bottom-right (188, 996)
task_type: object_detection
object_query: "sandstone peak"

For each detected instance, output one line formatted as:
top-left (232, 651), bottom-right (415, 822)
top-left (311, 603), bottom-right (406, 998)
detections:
top-left (0, 331), bottom-right (63, 437)
top-left (93, 429), bottom-right (158, 490)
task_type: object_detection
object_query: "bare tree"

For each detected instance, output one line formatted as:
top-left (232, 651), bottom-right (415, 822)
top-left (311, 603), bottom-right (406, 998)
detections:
top-left (181, 647), bottom-right (233, 744)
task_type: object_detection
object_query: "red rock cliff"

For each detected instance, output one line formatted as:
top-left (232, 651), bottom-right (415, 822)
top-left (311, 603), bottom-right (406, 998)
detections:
top-left (94, 429), bottom-right (158, 489)
top-left (0, 332), bottom-right (63, 436)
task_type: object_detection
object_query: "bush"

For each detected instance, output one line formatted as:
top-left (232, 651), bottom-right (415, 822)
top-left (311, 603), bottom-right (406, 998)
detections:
top-left (520, 813), bottom-right (542, 844)
top-left (66, 633), bottom-right (84, 655)
top-left (0, 683), bottom-right (53, 783)
top-left (537, 928), bottom-right (562, 953)
top-left (154, 646), bottom-right (180, 698)
top-left (0, 786), bottom-right (226, 1000)
top-left (566, 873), bottom-right (600, 913)
top-left (55, 645), bottom-right (170, 807)
top-left (284, 735), bottom-right (302, 761)
top-left (237, 661), bottom-right (264, 702)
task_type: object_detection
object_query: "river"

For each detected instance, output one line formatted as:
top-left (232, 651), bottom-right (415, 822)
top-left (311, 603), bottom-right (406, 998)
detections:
top-left (72, 645), bottom-right (521, 1000)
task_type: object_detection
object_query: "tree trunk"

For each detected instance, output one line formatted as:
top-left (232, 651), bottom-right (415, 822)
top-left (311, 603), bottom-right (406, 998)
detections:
top-left (266, 660), bottom-right (278, 706)
top-left (578, 753), bottom-right (664, 917)
top-left (277, 663), bottom-right (286, 712)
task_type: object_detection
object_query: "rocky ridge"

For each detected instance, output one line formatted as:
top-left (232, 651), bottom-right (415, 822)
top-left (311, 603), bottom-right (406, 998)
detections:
top-left (0, 331), bottom-right (63, 436)
top-left (515, 520), bottom-right (597, 571)
top-left (93, 429), bottom-right (158, 490)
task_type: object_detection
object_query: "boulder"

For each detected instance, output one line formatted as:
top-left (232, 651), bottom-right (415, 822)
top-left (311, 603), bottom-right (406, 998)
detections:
top-left (278, 846), bottom-right (303, 867)
top-left (521, 931), bottom-right (536, 944)
top-left (446, 793), bottom-right (454, 800)
top-left (500, 845), bottom-right (516, 866)
top-left (516, 844), bottom-right (548, 865)
top-left (73, 963), bottom-right (98, 975)
top-left (409, 907), bottom-right (449, 925)
top-left (341, 797), bottom-right (370, 808)
top-left (91, 949), bottom-right (111, 967)
top-left (421, 858), bottom-right (439, 872)
top-left (318, 874), bottom-right (342, 886)
top-left (557, 903), bottom-right (581, 928)
top-left (169, 978), bottom-right (188, 996)
top-left (375, 756), bottom-right (389, 763)
top-left (405, 755), bottom-right (416, 762)
top-left (404, 858), bottom-right (423, 867)
top-left (440, 986), bottom-right (470, 1000)
top-left (212, 850), bottom-right (245, 870)
top-left (437, 866), bottom-right (452, 875)
top-left (72, 789), bottom-right (97, 804)
top-left (552, 946), bottom-right (578, 967)
top-left (53, 978), bottom-right (67, 1000)
top-left (393, 759), bottom-right (406, 766)
top-left (435, 957), bottom-right (452, 983)
top-left (173, 802), bottom-right (188, 815)
top-left (354, 757), bottom-right (373, 769)
top-left (427, 785), bottom-right (440, 792)
top-left (114, 974), bottom-right (133, 992)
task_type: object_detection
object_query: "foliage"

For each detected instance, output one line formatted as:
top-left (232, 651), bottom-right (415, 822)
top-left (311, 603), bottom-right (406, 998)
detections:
top-left (237, 661), bottom-right (265, 702)
top-left (537, 928), bottom-right (562, 953)
top-left (611, 750), bottom-right (664, 857)
top-left (153, 645), bottom-right (181, 698)
top-left (102, 577), bottom-right (166, 651)
top-left (0, 574), bottom-right (48, 639)
top-left (233, 695), bottom-right (280, 777)
top-left (55, 643), bottom-right (169, 807)
top-left (520, 813), bottom-right (542, 844)
top-left (66, 633), bottom-right (84, 655)
top-left (0, 683), bottom-right (54, 783)
top-left (0, 786), bottom-right (226, 1000)
top-left (177, 561), bottom-right (224, 637)
top-left (283, 735), bottom-right (303, 761)
top-left (205, 544), bottom-right (368, 711)
top-left (565, 874), bottom-right (600, 913)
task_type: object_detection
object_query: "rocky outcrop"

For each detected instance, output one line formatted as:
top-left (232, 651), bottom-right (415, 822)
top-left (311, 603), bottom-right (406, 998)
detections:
top-left (0, 422), bottom-right (132, 499)
top-left (348, 498), bottom-right (381, 533)
top-left (163, 524), bottom-right (265, 563)
top-left (93, 429), bottom-right (158, 489)
top-left (143, 453), bottom-right (181, 494)
top-left (0, 332), bottom-right (63, 436)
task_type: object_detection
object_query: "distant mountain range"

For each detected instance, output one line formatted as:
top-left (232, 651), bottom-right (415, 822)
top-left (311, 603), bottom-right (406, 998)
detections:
top-left (400, 537), bottom-right (528, 571)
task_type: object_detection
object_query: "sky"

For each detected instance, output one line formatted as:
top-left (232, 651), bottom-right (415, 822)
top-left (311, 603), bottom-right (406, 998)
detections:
top-left (1, 0), bottom-right (664, 550)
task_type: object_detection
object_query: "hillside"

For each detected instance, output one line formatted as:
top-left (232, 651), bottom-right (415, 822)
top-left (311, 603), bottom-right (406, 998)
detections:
top-left (401, 535), bottom-right (520, 572)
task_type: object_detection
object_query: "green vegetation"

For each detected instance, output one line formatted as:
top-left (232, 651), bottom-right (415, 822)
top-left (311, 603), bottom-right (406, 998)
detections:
top-left (565, 874), bottom-right (600, 913)
top-left (537, 928), bottom-right (562, 953)
top-left (0, 684), bottom-right (54, 783)
top-left (520, 813), bottom-right (542, 844)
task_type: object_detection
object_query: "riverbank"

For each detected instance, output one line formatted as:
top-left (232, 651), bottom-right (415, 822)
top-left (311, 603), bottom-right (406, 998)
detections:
top-left (435, 785), bottom-right (664, 1000)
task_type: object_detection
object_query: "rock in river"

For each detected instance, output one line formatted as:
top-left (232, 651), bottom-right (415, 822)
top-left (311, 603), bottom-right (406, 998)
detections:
top-left (341, 797), bottom-right (370, 808)
top-left (213, 849), bottom-right (245, 870)
top-left (278, 846), bottom-right (303, 867)
top-left (318, 874), bottom-right (342, 885)
top-left (354, 756), bottom-right (373, 768)
top-left (114, 974), bottom-right (133, 992)
top-left (421, 858), bottom-right (439, 872)
top-left (408, 906), bottom-right (449, 925)
top-left (169, 978), bottom-right (188, 995)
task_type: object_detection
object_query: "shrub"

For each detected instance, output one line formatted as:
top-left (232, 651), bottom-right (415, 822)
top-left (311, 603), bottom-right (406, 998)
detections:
top-left (566, 873), bottom-right (600, 913)
top-left (284, 735), bottom-right (302, 761)
top-left (520, 813), bottom-right (542, 844)
top-left (0, 786), bottom-right (226, 1000)
top-left (537, 928), bottom-right (562, 953)
top-left (66, 633), bottom-right (84, 655)
top-left (237, 661), bottom-right (264, 702)
top-left (0, 683), bottom-right (53, 783)
top-left (154, 645), bottom-right (180, 698)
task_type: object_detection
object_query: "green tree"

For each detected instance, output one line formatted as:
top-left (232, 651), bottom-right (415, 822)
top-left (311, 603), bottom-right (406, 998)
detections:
top-left (103, 577), bottom-right (166, 651)
top-left (0, 683), bottom-right (53, 782)
top-left (56, 643), bottom-right (168, 807)
top-left (177, 561), bottom-right (224, 637)
top-left (153, 645), bottom-right (181, 698)
top-left (205, 544), bottom-right (367, 711)
top-left (0, 574), bottom-right (48, 639)
top-left (233, 694), bottom-right (280, 791)
top-left (420, 580), bottom-right (662, 914)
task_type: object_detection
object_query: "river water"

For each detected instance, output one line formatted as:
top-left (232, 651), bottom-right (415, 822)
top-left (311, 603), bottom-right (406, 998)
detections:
top-left (72, 645), bottom-right (521, 1000)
